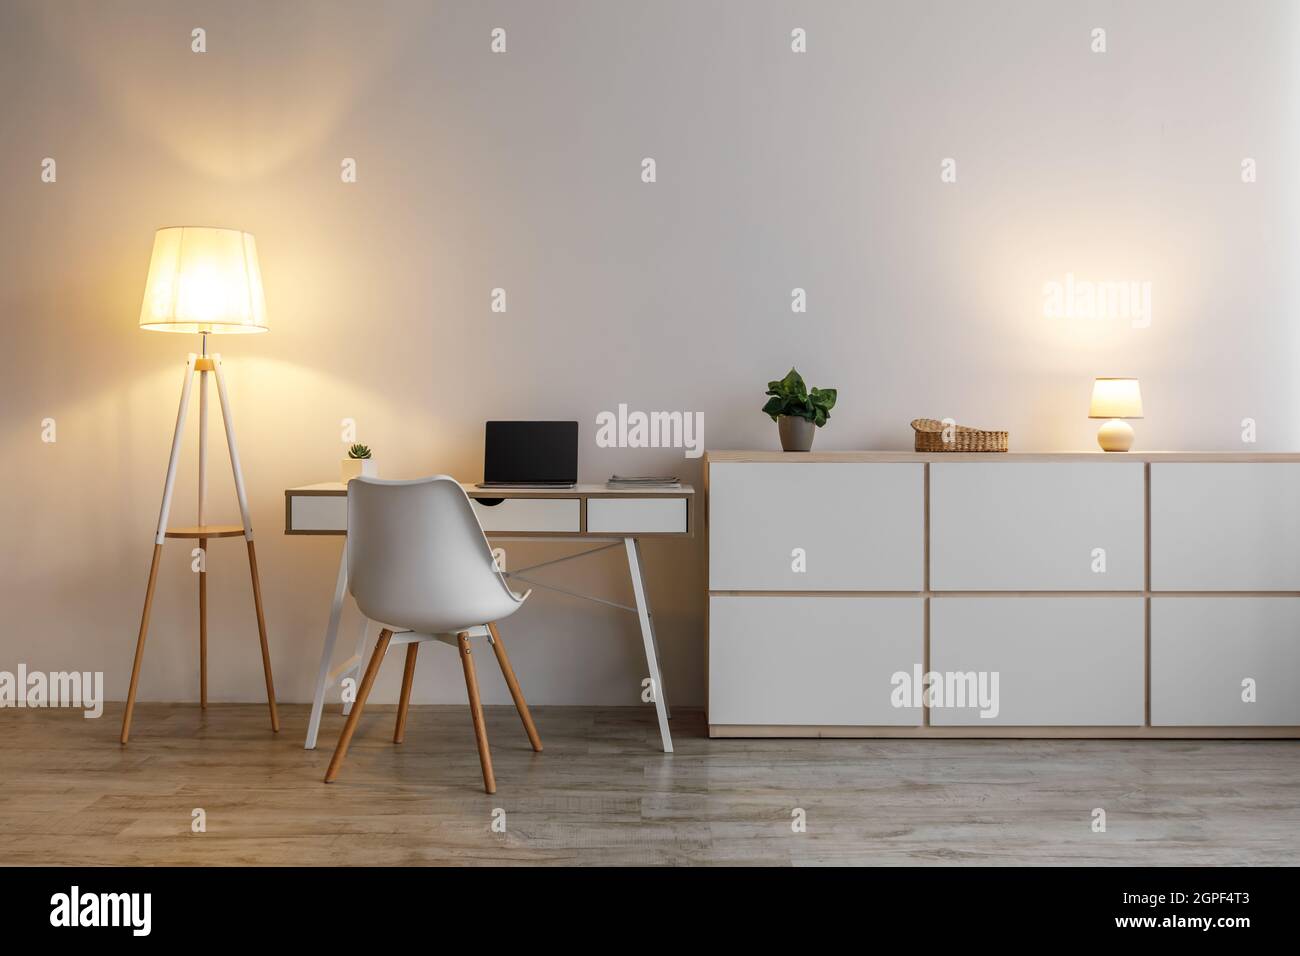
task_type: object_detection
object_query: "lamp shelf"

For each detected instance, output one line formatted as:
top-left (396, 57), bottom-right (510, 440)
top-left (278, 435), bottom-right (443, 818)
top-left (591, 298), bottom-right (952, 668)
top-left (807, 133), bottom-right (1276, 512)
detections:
top-left (164, 524), bottom-right (247, 539)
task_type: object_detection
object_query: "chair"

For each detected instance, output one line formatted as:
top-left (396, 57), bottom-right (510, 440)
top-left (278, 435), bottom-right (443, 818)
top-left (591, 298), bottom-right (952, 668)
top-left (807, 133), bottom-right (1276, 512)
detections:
top-left (323, 476), bottom-right (542, 793)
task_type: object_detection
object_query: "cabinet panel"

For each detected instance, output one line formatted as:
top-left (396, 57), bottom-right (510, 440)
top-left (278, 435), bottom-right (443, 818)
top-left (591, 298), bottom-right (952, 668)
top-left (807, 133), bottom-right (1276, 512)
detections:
top-left (708, 596), bottom-right (924, 725)
top-left (1151, 463), bottom-right (1300, 590)
top-left (930, 463), bottom-right (1144, 590)
top-left (1151, 598), bottom-right (1300, 725)
top-left (929, 597), bottom-right (1144, 725)
top-left (708, 462), bottom-right (924, 591)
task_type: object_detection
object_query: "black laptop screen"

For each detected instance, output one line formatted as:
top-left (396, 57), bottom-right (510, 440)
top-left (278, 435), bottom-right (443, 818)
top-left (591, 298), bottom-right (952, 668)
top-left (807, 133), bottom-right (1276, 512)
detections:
top-left (483, 421), bottom-right (579, 484)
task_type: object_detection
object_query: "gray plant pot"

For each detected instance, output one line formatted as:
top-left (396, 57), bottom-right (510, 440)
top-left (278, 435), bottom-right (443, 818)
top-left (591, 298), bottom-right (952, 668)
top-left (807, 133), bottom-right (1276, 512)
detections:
top-left (778, 415), bottom-right (816, 452)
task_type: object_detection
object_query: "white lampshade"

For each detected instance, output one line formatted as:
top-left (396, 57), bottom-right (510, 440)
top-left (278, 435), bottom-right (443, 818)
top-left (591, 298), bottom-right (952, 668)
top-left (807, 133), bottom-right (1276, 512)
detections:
top-left (1089, 378), bottom-right (1143, 419)
top-left (138, 226), bottom-right (267, 334)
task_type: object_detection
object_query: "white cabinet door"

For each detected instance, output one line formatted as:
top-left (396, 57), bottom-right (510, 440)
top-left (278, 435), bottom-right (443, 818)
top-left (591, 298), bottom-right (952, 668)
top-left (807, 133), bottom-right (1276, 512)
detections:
top-left (1151, 598), bottom-right (1300, 725)
top-left (708, 462), bottom-right (924, 591)
top-left (1151, 463), bottom-right (1300, 591)
top-left (930, 463), bottom-right (1144, 590)
top-left (708, 596), bottom-right (924, 726)
top-left (929, 597), bottom-right (1144, 725)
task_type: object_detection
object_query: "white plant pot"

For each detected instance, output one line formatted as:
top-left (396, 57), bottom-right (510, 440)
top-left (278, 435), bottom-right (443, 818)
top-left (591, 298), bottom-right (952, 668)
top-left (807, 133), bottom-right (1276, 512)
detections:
top-left (341, 458), bottom-right (377, 482)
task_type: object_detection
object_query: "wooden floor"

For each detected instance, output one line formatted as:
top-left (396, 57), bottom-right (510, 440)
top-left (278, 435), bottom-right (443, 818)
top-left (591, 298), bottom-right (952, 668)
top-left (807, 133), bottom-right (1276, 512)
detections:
top-left (2, 703), bottom-right (1297, 866)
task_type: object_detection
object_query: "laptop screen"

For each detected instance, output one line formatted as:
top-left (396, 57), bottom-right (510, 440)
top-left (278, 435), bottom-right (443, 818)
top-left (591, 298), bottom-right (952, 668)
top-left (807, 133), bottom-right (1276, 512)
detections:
top-left (483, 421), bottom-right (579, 484)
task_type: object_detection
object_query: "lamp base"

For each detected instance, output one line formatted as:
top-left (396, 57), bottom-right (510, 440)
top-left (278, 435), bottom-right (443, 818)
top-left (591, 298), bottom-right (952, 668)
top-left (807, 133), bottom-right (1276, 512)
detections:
top-left (1096, 419), bottom-right (1135, 452)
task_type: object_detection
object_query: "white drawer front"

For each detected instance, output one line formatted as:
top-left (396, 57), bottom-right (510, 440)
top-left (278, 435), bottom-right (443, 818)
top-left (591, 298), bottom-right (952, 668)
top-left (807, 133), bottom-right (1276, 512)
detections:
top-left (587, 497), bottom-right (687, 534)
top-left (929, 597), bottom-right (1144, 726)
top-left (708, 595), bottom-right (923, 726)
top-left (1152, 598), bottom-right (1300, 725)
top-left (930, 463), bottom-right (1144, 590)
top-left (290, 494), bottom-right (346, 532)
top-left (470, 497), bottom-right (580, 533)
top-left (708, 462), bottom-right (924, 591)
top-left (1151, 463), bottom-right (1300, 590)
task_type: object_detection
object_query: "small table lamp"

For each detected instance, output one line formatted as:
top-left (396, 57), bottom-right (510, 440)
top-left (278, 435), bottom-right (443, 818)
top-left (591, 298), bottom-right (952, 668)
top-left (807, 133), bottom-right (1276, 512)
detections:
top-left (1089, 377), bottom-right (1144, 452)
top-left (121, 226), bottom-right (279, 745)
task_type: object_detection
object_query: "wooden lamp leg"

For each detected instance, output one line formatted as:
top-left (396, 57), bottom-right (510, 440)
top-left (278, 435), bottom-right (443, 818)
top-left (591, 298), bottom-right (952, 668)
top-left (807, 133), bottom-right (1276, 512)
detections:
top-left (325, 629), bottom-right (393, 783)
top-left (458, 632), bottom-right (496, 794)
top-left (198, 536), bottom-right (208, 709)
top-left (486, 622), bottom-right (542, 752)
top-left (121, 544), bottom-right (164, 745)
top-left (394, 642), bottom-right (419, 743)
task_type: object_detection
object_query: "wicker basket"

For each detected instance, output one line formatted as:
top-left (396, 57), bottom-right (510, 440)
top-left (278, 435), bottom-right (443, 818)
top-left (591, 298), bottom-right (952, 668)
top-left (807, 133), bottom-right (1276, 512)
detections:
top-left (911, 418), bottom-right (1008, 453)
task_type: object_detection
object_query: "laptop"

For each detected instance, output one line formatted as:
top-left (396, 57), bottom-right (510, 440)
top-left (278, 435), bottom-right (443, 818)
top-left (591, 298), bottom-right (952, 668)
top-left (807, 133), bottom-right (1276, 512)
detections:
top-left (476, 421), bottom-right (579, 489)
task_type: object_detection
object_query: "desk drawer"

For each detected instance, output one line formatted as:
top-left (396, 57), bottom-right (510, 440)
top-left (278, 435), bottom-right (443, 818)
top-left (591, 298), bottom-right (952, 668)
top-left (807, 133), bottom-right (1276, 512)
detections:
top-left (288, 494), bottom-right (346, 532)
top-left (471, 497), bottom-right (580, 533)
top-left (587, 497), bottom-right (687, 534)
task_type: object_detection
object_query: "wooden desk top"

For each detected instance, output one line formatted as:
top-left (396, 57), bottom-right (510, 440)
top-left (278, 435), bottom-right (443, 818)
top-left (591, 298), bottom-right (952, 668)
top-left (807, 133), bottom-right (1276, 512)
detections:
top-left (287, 482), bottom-right (694, 498)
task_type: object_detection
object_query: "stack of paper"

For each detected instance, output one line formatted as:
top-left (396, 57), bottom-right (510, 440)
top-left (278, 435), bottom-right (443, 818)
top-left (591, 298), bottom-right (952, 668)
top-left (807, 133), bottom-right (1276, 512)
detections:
top-left (607, 475), bottom-right (682, 488)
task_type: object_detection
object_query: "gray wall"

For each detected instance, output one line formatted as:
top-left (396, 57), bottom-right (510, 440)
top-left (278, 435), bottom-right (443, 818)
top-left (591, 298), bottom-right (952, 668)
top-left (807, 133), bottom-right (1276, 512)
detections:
top-left (4, 0), bottom-right (1300, 708)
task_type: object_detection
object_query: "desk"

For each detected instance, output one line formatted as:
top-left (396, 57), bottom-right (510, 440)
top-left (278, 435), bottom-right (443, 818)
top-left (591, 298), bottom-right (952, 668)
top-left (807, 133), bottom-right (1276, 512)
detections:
top-left (285, 481), bottom-right (694, 753)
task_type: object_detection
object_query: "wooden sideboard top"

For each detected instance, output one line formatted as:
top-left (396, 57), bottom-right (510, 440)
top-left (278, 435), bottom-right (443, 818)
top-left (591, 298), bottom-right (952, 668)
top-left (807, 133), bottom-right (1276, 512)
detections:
top-left (706, 450), bottom-right (1300, 463)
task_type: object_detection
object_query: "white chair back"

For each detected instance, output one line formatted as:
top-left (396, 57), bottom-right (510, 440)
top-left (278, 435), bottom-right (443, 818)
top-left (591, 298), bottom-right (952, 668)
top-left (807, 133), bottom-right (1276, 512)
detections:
top-left (347, 476), bottom-right (524, 634)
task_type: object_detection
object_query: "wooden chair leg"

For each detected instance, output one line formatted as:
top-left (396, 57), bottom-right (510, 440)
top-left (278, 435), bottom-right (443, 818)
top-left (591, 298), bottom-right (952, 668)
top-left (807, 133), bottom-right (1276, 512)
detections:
top-left (458, 632), bottom-right (496, 794)
top-left (324, 628), bottom-right (393, 783)
top-left (487, 622), bottom-right (542, 752)
top-left (394, 642), bottom-right (420, 743)
top-left (245, 540), bottom-right (280, 733)
top-left (121, 543), bottom-right (164, 745)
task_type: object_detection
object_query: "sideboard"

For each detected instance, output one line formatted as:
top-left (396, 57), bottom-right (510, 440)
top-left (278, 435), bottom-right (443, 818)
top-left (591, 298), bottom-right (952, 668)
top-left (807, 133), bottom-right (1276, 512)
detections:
top-left (704, 451), bottom-right (1300, 738)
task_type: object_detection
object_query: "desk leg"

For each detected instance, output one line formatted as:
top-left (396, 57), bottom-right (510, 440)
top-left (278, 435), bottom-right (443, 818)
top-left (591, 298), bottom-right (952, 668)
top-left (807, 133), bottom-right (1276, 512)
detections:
top-left (341, 617), bottom-right (370, 717)
top-left (645, 609), bottom-right (671, 720)
top-left (305, 544), bottom-right (348, 750)
top-left (625, 537), bottom-right (672, 753)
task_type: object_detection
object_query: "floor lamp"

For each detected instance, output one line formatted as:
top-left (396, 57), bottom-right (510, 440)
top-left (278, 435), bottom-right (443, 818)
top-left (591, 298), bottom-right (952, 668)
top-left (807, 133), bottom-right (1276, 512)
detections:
top-left (121, 226), bottom-right (279, 744)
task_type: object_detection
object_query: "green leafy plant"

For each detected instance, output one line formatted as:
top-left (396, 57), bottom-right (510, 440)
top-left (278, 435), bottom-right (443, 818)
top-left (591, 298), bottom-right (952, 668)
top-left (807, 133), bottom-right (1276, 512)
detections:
top-left (347, 443), bottom-right (372, 460)
top-left (762, 368), bottom-right (837, 427)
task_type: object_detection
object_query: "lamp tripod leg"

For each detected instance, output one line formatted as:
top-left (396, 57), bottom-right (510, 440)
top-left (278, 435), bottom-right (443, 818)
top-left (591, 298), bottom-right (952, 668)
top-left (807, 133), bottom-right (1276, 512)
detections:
top-left (121, 544), bottom-right (163, 745)
top-left (122, 354), bottom-right (197, 745)
top-left (199, 536), bottom-right (208, 709)
top-left (212, 354), bottom-right (279, 732)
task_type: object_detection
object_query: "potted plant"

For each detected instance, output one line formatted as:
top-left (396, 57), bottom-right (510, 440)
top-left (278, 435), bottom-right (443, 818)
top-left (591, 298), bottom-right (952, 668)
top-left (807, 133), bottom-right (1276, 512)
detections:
top-left (341, 443), bottom-right (377, 482)
top-left (762, 368), bottom-right (837, 452)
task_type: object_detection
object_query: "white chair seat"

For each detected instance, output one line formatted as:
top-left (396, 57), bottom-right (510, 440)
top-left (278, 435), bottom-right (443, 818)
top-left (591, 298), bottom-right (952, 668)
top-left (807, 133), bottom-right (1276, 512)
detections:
top-left (388, 625), bottom-right (490, 647)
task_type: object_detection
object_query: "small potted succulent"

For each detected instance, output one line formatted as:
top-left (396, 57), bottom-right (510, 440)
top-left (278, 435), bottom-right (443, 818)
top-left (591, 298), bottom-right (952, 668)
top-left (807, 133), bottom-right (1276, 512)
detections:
top-left (341, 443), bottom-right (377, 482)
top-left (762, 368), bottom-right (837, 452)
